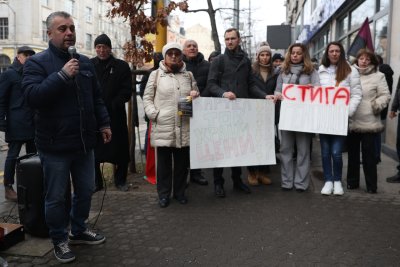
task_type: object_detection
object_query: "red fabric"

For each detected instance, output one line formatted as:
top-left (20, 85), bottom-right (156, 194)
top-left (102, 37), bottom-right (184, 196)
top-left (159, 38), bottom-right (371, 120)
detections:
top-left (145, 122), bottom-right (156, 184)
top-left (348, 17), bottom-right (374, 57)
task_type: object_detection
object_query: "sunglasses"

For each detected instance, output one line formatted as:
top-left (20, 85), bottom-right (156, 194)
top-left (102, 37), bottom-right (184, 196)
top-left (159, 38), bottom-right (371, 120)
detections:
top-left (166, 51), bottom-right (182, 57)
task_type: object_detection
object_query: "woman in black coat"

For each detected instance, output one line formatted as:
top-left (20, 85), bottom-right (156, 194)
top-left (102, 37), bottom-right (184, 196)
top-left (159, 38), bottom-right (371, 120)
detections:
top-left (248, 42), bottom-right (278, 186)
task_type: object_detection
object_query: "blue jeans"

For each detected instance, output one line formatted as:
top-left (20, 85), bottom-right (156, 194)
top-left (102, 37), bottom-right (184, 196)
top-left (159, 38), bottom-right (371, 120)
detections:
top-left (38, 149), bottom-right (95, 245)
top-left (319, 134), bottom-right (345, 182)
top-left (4, 140), bottom-right (36, 186)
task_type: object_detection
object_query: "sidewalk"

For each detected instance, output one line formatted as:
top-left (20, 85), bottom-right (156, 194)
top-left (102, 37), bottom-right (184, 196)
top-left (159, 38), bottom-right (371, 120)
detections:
top-left (1, 98), bottom-right (400, 266)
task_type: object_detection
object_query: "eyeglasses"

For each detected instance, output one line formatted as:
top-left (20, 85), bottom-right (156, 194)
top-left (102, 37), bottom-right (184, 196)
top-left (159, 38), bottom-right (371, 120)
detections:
top-left (166, 51), bottom-right (182, 57)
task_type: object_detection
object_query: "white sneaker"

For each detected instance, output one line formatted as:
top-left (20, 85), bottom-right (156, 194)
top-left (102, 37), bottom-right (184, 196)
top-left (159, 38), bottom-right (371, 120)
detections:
top-left (333, 181), bottom-right (344, 195)
top-left (321, 181), bottom-right (333, 195)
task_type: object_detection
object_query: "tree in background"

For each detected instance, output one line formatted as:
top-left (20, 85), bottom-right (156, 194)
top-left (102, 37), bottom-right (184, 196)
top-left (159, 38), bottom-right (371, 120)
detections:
top-left (106, 0), bottom-right (188, 173)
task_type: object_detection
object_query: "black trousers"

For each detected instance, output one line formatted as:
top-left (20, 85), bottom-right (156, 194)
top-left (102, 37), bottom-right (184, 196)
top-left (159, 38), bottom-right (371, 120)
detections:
top-left (213, 167), bottom-right (242, 185)
top-left (156, 146), bottom-right (189, 199)
top-left (347, 132), bottom-right (377, 191)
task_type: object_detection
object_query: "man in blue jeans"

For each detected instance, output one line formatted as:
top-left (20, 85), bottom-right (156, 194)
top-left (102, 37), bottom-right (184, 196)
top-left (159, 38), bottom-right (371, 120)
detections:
top-left (0, 46), bottom-right (36, 201)
top-left (387, 76), bottom-right (400, 183)
top-left (22, 11), bottom-right (111, 264)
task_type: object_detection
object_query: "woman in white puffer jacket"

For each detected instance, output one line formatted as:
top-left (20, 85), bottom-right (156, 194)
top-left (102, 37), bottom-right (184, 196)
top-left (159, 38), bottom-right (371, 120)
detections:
top-left (318, 41), bottom-right (362, 196)
top-left (347, 49), bottom-right (390, 193)
top-left (143, 43), bottom-right (199, 208)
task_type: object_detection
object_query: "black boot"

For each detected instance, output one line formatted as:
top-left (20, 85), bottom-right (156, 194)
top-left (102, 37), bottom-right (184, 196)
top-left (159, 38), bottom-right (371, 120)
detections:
top-left (233, 179), bottom-right (251, 194)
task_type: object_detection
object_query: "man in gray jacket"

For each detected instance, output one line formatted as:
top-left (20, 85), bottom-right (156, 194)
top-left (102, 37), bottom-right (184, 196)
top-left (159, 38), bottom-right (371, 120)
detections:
top-left (207, 28), bottom-right (267, 197)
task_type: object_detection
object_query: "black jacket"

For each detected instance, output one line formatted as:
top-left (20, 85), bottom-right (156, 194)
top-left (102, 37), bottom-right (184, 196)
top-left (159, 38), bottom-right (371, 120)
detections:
top-left (0, 59), bottom-right (35, 142)
top-left (183, 52), bottom-right (210, 96)
top-left (91, 56), bottom-right (132, 164)
top-left (22, 42), bottom-right (110, 153)
top-left (379, 63), bottom-right (394, 119)
top-left (207, 47), bottom-right (265, 99)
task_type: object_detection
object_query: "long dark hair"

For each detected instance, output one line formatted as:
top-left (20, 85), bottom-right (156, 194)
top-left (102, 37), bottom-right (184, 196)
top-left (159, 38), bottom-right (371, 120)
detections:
top-left (321, 41), bottom-right (351, 83)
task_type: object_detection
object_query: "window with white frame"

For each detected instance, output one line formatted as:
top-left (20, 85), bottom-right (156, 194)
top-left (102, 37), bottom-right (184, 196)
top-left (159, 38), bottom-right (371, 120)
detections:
top-left (42, 21), bottom-right (49, 42)
top-left (85, 34), bottom-right (92, 50)
top-left (0, 18), bottom-right (9, 40)
top-left (41, 0), bottom-right (48, 6)
top-left (86, 7), bottom-right (92, 22)
top-left (65, 0), bottom-right (75, 16)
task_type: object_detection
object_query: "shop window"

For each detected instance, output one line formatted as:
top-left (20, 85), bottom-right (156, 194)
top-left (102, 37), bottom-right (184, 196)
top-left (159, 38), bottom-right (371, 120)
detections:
top-left (0, 54), bottom-right (11, 74)
top-left (337, 16), bottom-right (348, 39)
top-left (375, 15), bottom-right (388, 63)
top-left (295, 13), bottom-right (302, 41)
top-left (379, 0), bottom-right (389, 11)
top-left (350, 0), bottom-right (375, 30)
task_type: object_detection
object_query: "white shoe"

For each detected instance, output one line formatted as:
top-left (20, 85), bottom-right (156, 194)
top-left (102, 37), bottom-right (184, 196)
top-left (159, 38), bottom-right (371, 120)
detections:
top-left (333, 181), bottom-right (344, 195)
top-left (321, 181), bottom-right (333, 195)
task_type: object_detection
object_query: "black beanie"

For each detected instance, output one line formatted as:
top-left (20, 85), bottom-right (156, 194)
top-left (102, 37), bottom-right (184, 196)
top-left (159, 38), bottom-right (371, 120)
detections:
top-left (94, 34), bottom-right (112, 48)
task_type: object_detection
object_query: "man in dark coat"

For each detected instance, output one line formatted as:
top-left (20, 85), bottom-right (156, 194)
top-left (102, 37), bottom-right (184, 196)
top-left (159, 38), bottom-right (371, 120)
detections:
top-left (183, 39), bottom-right (210, 186)
top-left (0, 46), bottom-right (36, 201)
top-left (22, 11), bottom-right (111, 263)
top-left (91, 34), bottom-right (132, 191)
top-left (207, 28), bottom-right (267, 197)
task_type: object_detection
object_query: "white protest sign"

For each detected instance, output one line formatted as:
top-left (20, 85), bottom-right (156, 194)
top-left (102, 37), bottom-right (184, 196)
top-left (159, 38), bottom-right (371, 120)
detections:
top-left (278, 84), bottom-right (349, 135)
top-left (190, 97), bottom-right (276, 169)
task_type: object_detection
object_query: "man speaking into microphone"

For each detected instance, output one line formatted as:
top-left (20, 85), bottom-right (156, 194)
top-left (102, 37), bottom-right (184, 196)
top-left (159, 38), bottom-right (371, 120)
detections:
top-left (22, 11), bottom-right (111, 264)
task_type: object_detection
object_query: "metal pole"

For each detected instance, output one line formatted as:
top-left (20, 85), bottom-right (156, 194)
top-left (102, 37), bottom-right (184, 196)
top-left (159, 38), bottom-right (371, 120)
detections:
top-left (248, 0), bottom-right (252, 58)
top-left (233, 0), bottom-right (239, 29)
top-left (155, 0), bottom-right (167, 52)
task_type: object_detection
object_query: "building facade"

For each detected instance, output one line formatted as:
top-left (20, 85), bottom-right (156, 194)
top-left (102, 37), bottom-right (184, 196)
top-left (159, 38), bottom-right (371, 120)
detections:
top-left (285, 0), bottom-right (398, 156)
top-left (0, 0), bottom-right (130, 73)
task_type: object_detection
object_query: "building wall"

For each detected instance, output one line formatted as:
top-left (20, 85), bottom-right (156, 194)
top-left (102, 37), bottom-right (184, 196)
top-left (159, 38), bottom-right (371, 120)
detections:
top-left (0, 0), bottom-right (130, 73)
top-left (285, 0), bottom-right (398, 154)
top-left (185, 24), bottom-right (214, 60)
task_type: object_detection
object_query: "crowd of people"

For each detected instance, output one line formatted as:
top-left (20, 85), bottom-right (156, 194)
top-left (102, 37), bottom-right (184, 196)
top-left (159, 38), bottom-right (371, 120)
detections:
top-left (0, 9), bottom-right (399, 264)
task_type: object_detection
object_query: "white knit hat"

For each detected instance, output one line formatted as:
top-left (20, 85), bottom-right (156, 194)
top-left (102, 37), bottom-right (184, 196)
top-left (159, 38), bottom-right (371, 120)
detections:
top-left (256, 41), bottom-right (271, 57)
top-left (162, 42), bottom-right (182, 58)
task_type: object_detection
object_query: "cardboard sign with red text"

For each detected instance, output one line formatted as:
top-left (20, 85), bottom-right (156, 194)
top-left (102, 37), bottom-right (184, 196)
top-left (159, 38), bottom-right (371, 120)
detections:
top-left (279, 84), bottom-right (349, 135)
top-left (190, 97), bottom-right (276, 169)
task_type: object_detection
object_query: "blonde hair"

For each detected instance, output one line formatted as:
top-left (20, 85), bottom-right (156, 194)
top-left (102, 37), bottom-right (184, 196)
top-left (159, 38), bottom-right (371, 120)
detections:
top-left (281, 43), bottom-right (314, 75)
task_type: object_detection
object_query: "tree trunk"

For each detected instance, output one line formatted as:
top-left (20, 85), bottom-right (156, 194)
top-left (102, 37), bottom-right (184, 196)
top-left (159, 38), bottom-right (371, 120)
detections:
top-left (207, 0), bottom-right (221, 52)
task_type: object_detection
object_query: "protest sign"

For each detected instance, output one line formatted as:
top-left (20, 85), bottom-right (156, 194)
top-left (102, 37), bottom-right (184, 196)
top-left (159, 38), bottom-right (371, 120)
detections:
top-left (190, 97), bottom-right (276, 169)
top-left (278, 84), bottom-right (349, 135)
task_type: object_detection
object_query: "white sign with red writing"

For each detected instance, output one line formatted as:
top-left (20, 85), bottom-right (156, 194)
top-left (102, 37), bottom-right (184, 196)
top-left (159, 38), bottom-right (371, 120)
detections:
top-left (279, 83), bottom-right (350, 135)
top-left (190, 97), bottom-right (276, 169)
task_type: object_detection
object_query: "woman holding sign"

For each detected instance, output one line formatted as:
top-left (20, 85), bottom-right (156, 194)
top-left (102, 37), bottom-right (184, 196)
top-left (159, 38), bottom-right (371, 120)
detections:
top-left (347, 49), bottom-right (390, 193)
top-left (274, 43), bottom-right (320, 192)
top-left (318, 42), bottom-right (362, 196)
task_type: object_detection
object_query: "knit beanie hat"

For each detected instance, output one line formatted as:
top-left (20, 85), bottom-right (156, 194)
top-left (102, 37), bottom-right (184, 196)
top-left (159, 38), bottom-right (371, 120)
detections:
top-left (162, 42), bottom-right (182, 58)
top-left (94, 34), bottom-right (112, 48)
top-left (256, 42), bottom-right (271, 57)
top-left (272, 53), bottom-right (284, 62)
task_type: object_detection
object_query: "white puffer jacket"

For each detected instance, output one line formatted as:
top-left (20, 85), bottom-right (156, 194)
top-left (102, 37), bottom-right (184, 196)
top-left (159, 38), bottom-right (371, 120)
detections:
top-left (349, 65), bottom-right (391, 133)
top-left (318, 64), bottom-right (362, 117)
top-left (143, 61), bottom-right (198, 148)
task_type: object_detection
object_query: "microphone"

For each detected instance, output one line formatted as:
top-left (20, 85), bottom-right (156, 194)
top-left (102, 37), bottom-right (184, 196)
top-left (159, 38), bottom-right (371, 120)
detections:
top-left (68, 46), bottom-right (76, 59)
